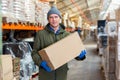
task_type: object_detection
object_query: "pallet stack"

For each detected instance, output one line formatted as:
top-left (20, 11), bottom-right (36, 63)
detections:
top-left (115, 8), bottom-right (120, 80)
top-left (107, 36), bottom-right (117, 80)
top-left (101, 8), bottom-right (118, 80)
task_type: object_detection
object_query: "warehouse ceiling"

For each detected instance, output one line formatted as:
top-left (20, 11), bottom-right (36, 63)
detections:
top-left (56, 0), bottom-right (103, 25)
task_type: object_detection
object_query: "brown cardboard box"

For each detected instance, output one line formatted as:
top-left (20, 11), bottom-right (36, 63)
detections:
top-left (12, 58), bottom-right (20, 80)
top-left (116, 42), bottom-right (120, 80)
top-left (39, 32), bottom-right (85, 70)
top-left (0, 57), bottom-right (2, 80)
top-left (0, 55), bottom-right (13, 80)
top-left (12, 58), bottom-right (20, 72)
top-left (13, 71), bottom-right (20, 80)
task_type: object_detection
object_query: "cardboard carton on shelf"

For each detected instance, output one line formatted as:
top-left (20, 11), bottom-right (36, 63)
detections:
top-left (12, 58), bottom-right (20, 80)
top-left (0, 55), bottom-right (13, 80)
top-left (39, 32), bottom-right (85, 70)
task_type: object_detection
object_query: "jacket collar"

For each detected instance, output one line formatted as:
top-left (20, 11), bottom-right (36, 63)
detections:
top-left (45, 23), bottom-right (65, 34)
top-left (48, 26), bottom-right (60, 34)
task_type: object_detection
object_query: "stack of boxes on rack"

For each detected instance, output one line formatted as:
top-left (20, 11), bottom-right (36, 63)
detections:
top-left (35, 1), bottom-right (50, 26)
top-left (12, 58), bottom-right (20, 80)
top-left (2, 0), bottom-right (51, 79)
top-left (115, 8), bottom-right (120, 80)
top-left (0, 55), bottom-right (13, 80)
top-left (101, 8), bottom-right (120, 80)
top-left (107, 35), bottom-right (117, 80)
top-left (2, 0), bottom-right (51, 30)
top-left (13, 0), bottom-right (25, 21)
top-left (24, 0), bottom-right (35, 23)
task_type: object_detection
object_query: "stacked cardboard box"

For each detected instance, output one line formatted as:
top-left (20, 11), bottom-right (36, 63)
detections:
top-left (116, 42), bottom-right (120, 80)
top-left (116, 16), bottom-right (120, 80)
top-left (12, 58), bottom-right (20, 80)
top-left (115, 8), bottom-right (120, 80)
top-left (106, 36), bottom-right (117, 80)
top-left (0, 57), bottom-right (2, 80)
top-left (0, 55), bottom-right (13, 80)
top-left (100, 21), bottom-right (117, 80)
top-left (102, 36), bottom-right (117, 80)
top-left (101, 37), bottom-right (109, 80)
top-left (102, 9), bottom-right (119, 80)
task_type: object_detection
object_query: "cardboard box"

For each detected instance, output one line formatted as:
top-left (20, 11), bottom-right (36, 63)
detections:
top-left (12, 58), bottom-right (20, 72)
top-left (39, 32), bottom-right (85, 70)
top-left (12, 58), bottom-right (20, 80)
top-left (13, 71), bottom-right (20, 80)
top-left (0, 55), bottom-right (13, 80)
top-left (0, 58), bottom-right (2, 80)
top-left (115, 58), bottom-right (120, 80)
top-left (116, 42), bottom-right (120, 80)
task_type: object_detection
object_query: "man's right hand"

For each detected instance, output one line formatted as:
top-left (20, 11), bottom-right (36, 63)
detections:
top-left (75, 50), bottom-right (86, 61)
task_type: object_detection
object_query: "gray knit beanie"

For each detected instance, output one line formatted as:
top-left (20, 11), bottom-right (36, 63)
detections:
top-left (47, 6), bottom-right (61, 19)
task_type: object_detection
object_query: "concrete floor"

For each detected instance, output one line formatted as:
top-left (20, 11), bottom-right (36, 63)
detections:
top-left (67, 36), bottom-right (105, 80)
top-left (33, 36), bottom-right (105, 80)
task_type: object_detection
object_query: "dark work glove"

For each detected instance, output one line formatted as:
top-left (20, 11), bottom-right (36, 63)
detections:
top-left (40, 61), bottom-right (52, 72)
top-left (75, 50), bottom-right (87, 61)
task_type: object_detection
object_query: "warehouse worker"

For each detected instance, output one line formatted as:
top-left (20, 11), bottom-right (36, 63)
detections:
top-left (31, 6), bottom-right (86, 80)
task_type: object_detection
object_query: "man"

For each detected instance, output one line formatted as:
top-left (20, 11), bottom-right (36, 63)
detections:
top-left (31, 6), bottom-right (86, 80)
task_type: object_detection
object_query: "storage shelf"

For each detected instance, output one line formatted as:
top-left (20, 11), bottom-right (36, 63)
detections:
top-left (2, 24), bottom-right (44, 30)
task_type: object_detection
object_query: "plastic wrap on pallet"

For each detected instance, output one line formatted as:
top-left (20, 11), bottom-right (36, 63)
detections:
top-left (105, 21), bottom-right (117, 37)
top-left (3, 41), bottom-right (38, 80)
top-left (35, 1), bottom-right (50, 26)
top-left (1, 0), bottom-right (14, 18)
top-left (13, 0), bottom-right (26, 21)
top-left (24, 0), bottom-right (35, 22)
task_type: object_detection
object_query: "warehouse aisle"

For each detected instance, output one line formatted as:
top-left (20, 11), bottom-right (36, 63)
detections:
top-left (67, 35), bottom-right (105, 80)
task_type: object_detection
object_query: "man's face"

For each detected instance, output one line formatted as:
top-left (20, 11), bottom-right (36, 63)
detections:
top-left (48, 14), bottom-right (60, 28)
